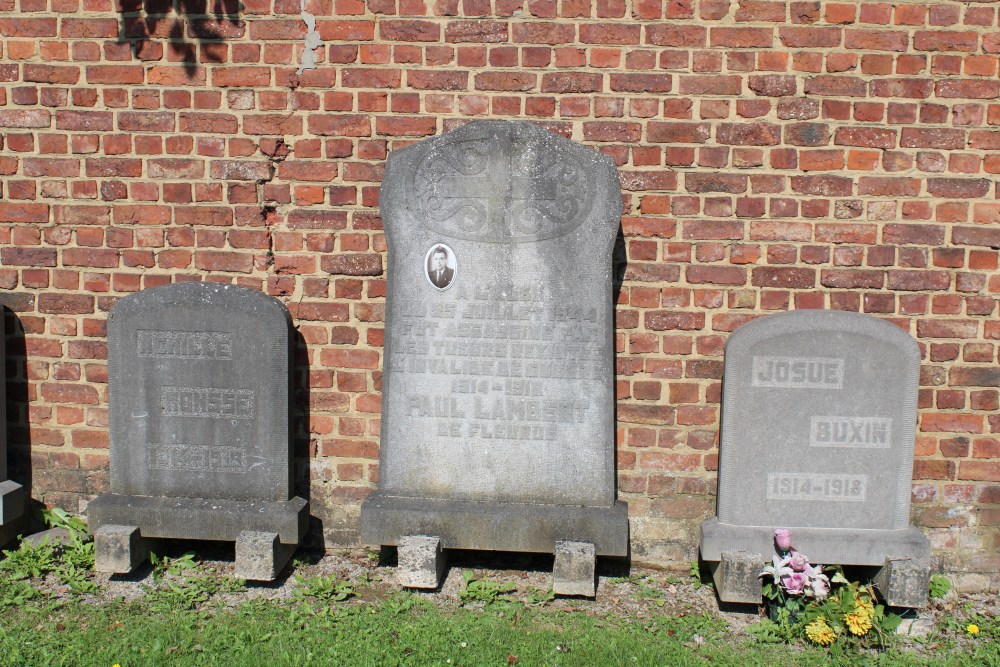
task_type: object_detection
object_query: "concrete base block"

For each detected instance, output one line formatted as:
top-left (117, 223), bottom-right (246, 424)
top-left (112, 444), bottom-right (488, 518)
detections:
top-left (234, 530), bottom-right (297, 581)
top-left (710, 550), bottom-right (765, 604)
top-left (0, 479), bottom-right (25, 547)
top-left (552, 540), bottom-right (596, 597)
top-left (94, 524), bottom-right (150, 574)
top-left (874, 558), bottom-right (930, 609)
top-left (397, 535), bottom-right (446, 589)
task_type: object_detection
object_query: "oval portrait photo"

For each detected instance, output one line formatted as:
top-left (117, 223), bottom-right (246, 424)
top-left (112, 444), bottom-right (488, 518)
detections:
top-left (425, 243), bottom-right (457, 291)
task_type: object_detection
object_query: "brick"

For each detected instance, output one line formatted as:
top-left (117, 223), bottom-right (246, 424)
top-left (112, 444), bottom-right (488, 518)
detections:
top-left (803, 75), bottom-right (867, 97)
top-left (678, 74), bottom-right (741, 96)
top-left (751, 267), bottom-right (815, 288)
top-left (686, 265), bottom-right (746, 285)
top-left (790, 175), bottom-right (853, 196)
top-left (645, 24), bottom-right (706, 47)
top-left (901, 128), bottom-right (965, 149)
top-left (209, 160), bottom-right (273, 181)
top-left (39, 294), bottom-right (94, 314)
top-left (381, 19), bottom-right (440, 41)
top-left (779, 26), bottom-right (840, 47)
top-left (118, 111), bottom-right (175, 132)
top-left (24, 64), bottom-right (81, 84)
top-left (179, 112), bottom-right (238, 134)
top-left (408, 71), bottom-right (469, 90)
top-left (927, 179), bottom-right (990, 199)
top-left (711, 27), bottom-right (772, 48)
top-left (474, 72), bottom-right (536, 91)
top-left (953, 227), bottom-right (1000, 249)
top-left (321, 254), bottom-right (383, 276)
top-left (914, 30), bottom-right (979, 52)
top-left (834, 127), bottom-right (896, 149)
top-left (309, 114), bottom-right (372, 136)
top-left (717, 123), bottom-right (780, 146)
top-left (886, 270), bottom-right (951, 291)
top-left (0, 202), bottom-right (49, 223)
top-left (748, 74), bottom-right (796, 97)
top-left (647, 122), bottom-right (710, 144)
top-left (445, 20), bottom-right (508, 43)
top-left (609, 73), bottom-right (671, 93)
top-left (950, 367), bottom-right (1000, 387)
top-left (645, 311), bottom-right (705, 331)
top-left (541, 72), bottom-right (603, 93)
top-left (0, 110), bottom-right (50, 128)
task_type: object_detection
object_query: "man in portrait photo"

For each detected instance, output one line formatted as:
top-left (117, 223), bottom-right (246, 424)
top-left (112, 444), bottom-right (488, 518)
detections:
top-left (427, 245), bottom-right (454, 289)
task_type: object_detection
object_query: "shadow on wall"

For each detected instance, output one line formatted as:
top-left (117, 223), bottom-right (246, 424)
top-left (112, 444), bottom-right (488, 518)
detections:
top-left (3, 302), bottom-right (43, 525)
top-left (117, 0), bottom-right (244, 77)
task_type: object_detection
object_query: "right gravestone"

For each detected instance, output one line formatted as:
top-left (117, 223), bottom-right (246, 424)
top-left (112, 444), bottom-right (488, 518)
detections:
top-left (701, 310), bottom-right (931, 607)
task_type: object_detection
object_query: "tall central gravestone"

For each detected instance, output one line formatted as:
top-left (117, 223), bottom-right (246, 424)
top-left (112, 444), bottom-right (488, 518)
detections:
top-left (87, 283), bottom-right (308, 580)
top-left (361, 120), bottom-right (628, 595)
top-left (700, 310), bottom-right (931, 607)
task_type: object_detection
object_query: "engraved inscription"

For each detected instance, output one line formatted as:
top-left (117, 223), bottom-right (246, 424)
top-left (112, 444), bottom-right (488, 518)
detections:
top-left (147, 443), bottom-right (247, 473)
top-left (767, 473), bottom-right (867, 501)
top-left (160, 386), bottom-right (254, 419)
top-left (411, 125), bottom-right (595, 243)
top-left (137, 330), bottom-right (233, 360)
top-left (810, 416), bottom-right (892, 448)
top-left (394, 282), bottom-right (603, 442)
top-left (752, 356), bottom-right (844, 389)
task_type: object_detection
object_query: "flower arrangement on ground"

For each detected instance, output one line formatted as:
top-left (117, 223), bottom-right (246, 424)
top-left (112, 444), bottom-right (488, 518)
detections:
top-left (758, 528), bottom-right (901, 648)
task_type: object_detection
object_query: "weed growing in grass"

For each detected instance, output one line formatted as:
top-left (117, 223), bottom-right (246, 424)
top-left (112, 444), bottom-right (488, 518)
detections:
top-left (0, 507), bottom-right (98, 595)
top-left (929, 574), bottom-right (951, 600)
top-left (149, 551), bottom-right (197, 584)
top-left (292, 573), bottom-right (355, 602)
top-left (459, 570), bottom-right (516, 606)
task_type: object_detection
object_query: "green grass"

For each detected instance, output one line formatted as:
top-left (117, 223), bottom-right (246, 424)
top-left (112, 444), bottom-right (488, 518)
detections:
top-left (0, 595), bottom-right (996, 667)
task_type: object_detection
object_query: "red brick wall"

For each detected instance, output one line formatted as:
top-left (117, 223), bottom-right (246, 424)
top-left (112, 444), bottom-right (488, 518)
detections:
top-left (1, 0), bottom-right (999, 589)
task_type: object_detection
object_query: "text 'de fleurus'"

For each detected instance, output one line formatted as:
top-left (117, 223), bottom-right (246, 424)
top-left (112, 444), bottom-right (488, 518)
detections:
top-left (146, 443), bottom-right (248, 473)
top-left (136, 330), bottom-right (233, 360)
top-left (751, 356), bottom-right (844, 389)
top-left (810, 416), bottom-right (892, 448)
top-left (160, 386), bottom-right (254, 419)
top-left (766, 473), bottom-right (867, 502)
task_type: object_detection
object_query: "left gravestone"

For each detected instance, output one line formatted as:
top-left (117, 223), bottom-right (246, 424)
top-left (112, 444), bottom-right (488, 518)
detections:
top-left (0, 326), bottom-right (26, 546)
top-left (87, 283), bottom-right (308, 580)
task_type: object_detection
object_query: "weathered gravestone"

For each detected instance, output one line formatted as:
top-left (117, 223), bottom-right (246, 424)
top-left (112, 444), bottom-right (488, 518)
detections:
top-left (0, 327), bottom-right (25, 546)
top-left (361, 120), bottom-right (628, 595)
top-left (701, 310), bottom-right (931, 607)
top-left (87, 283), bottom-right (308, 580)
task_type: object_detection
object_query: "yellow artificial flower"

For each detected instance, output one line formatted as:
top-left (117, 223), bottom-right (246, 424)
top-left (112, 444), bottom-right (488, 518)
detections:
top-left (806, 617), bottom-right (837, 646)
top-left (844, 611), bottom-right (873, 635)
top-left (967, 624), bottom-right (980, 636)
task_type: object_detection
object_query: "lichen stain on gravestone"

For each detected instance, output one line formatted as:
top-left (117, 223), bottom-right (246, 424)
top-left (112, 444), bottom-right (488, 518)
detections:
top-left (410, 123), bottom-right (596, 243)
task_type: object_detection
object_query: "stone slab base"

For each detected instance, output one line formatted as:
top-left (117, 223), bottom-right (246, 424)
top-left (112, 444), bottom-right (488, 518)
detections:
top-left (87, 494), bottom-right (309, 545)
top-left (701, 518), bottom-right (930, 565)
top-left (553, 540), bottom-right (596, 597)
top-left (0, 479), bottom-right (25, 547)
top-left (701, 518), bottom-right (931, 607)
top-left (234, 530), bottom-right (298, 581)
top-left (361, 494), bottom-right (629, 557)
top-left (397, 535), bottom-right (446, 589)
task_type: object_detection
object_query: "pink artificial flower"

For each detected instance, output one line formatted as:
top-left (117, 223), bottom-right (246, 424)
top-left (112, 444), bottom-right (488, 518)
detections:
top-left (782, 572), bottom-right (809, 595)
top-left (789, 551), bottom-right (810, 572)
top-left (774, 528), bottom-right (792, 551)
top-left (812, 577), bottom-right (830, 599)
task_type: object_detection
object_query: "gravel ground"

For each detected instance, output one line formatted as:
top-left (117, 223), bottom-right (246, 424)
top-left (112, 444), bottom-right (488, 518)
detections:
top-left (23, 539), bottom-right (992, 657)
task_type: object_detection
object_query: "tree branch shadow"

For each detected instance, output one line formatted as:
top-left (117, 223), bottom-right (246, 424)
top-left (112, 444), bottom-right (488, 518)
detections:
top-left (117, 0), bottom-right (244, 77)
